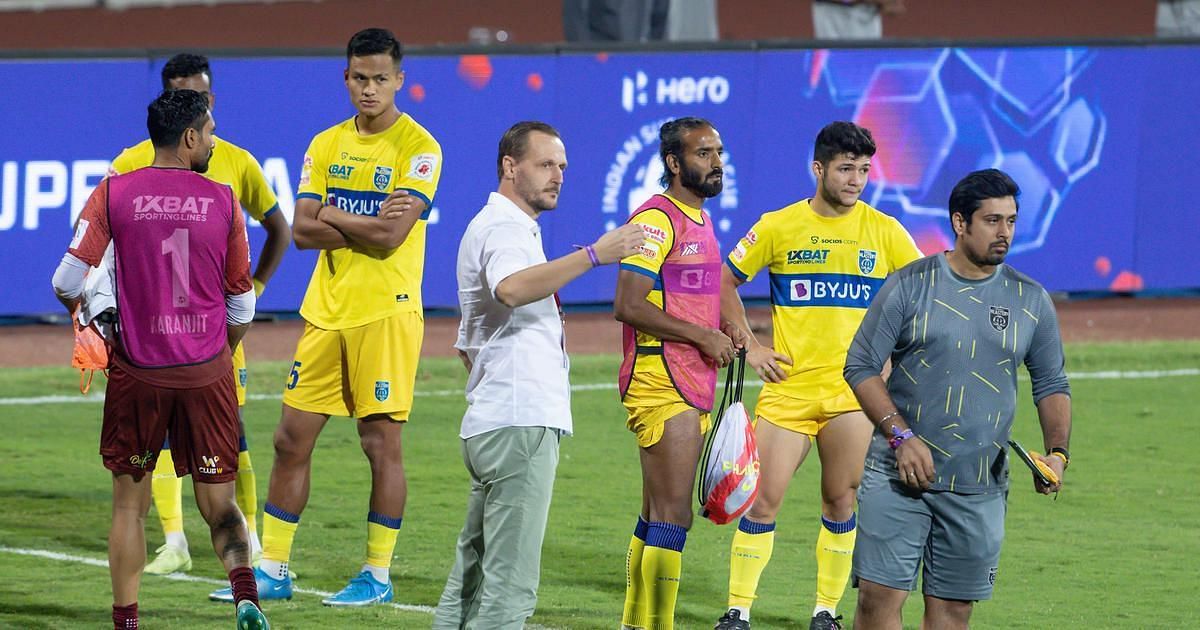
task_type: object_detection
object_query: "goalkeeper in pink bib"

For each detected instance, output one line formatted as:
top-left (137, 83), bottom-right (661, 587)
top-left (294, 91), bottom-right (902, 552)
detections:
top-left (52, 89), bottom-right (268, 630)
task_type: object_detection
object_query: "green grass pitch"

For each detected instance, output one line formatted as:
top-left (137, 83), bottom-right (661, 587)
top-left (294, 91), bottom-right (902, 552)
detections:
top-left (1, 342), bottom-right (1197, 628)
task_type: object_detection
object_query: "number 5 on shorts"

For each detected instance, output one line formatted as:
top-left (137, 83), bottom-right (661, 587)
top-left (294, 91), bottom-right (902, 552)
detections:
top-left (287, 361), bottom-right (302, 390)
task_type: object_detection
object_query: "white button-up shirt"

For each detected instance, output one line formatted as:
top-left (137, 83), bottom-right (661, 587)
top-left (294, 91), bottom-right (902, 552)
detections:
top-left (454, 192), bottom-right (572, 439)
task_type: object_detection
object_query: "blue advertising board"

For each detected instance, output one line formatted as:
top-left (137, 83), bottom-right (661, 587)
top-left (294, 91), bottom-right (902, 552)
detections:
top-left (3, 44), bottom-right (1199, 315)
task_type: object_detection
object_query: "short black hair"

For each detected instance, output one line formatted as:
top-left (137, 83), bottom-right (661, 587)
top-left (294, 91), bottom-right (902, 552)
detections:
top-left (658, 117), bottom-right (714, 187)
top-left (813, 121), bottom-right (876, 166)
top-left (497, 121), bottom-right (561, 181)
top-left (347, 28), bottom-right (403, 66)
top-left (161, 53), bottom-right (210, 90)
top-left (147, 89), bottom-right (209, 148)
top-left (948, 168), bottom-right (1021, 224)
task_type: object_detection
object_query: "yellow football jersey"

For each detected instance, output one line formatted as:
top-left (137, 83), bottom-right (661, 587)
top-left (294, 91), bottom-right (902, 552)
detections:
top-left (109, 136), bottom-right (280, 221)
top-left (619, 194), bottom-right (706, 381)
top-left (296, 113), bottom-right (442, 330)
top-left (727, 199), bottom-right (922, 400)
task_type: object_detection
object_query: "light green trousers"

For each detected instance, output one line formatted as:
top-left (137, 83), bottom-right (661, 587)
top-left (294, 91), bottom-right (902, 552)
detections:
top-left (432, 426), bottom-right (561, 630)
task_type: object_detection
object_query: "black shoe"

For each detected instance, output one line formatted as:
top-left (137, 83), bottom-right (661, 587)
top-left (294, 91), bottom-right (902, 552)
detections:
top-left (809, 611), bottom-right (844, 630)
top-left (714, 608), bottom-right (751, 630)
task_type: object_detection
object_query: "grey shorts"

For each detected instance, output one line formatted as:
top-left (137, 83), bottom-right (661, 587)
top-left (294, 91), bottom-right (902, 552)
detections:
top-left (852, 467), bottom-right (1007, 601)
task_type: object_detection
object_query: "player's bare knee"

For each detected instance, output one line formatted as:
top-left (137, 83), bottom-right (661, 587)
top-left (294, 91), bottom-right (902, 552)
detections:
top-left (747, 498), bottom-right (781, 522)
top-left (650, 503), bottom-right (693, 528)
top-left (272, 425), bottom-right (310, 463)
top-left (359, 427), bottom-right (401, 464)
top-left (857, 581), bottom-right (903, 619)
top-left (925, 597), bottom-right (973, 627)
top-left (205, 504), bottom-right (243, 532)
top-left (821, 489), bottom-right (857, 519)
top-left (358, 430), bottom-right (388, 461)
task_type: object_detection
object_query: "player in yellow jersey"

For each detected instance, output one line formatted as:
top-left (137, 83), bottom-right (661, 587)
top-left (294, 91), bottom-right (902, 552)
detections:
top-left (210, 28), bottom-right (442, 608)
top-left (714, 122), bottom-right (922, 630)
top-left (109, 53), bottom-right (292, 578)
top-left (616, 118), bottom-right (740, 630)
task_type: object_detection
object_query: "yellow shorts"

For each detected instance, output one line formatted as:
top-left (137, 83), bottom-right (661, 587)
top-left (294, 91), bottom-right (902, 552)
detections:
top-left (754, 384), bottom-right (861, 437)
top-left (232, 341), bottom-right (247, 406)
top-left (623, 359), bottom-right (711, 448)
top-left (281, 312), bottom-right (423, 420)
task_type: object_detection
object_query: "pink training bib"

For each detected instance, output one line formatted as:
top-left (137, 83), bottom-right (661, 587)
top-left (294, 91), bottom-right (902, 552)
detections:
top-left (619, 194), bottom-right (721, 412)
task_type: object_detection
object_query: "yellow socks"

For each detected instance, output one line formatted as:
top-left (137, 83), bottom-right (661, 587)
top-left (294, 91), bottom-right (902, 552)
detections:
top-left (814, 514), bottom-right (857, 614)
top-left (151, 447), bottom-right (184, 543)
top-left (728, 517), bottom-right (776, 609)
top-left (261, 504), bottom-right (300, 567)
top-left (235, 446), bottom-right (257, 540)
top-left (365, 511), bottom-right (402, 572)
top-left (621, 517), bottom-right (649, 628)
top-left (640, 521), bottom-right (687, 630)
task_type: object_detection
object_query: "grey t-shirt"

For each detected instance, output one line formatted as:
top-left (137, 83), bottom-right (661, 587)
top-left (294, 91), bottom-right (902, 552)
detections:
top-left (845, 253), bottom-right (1070, 494)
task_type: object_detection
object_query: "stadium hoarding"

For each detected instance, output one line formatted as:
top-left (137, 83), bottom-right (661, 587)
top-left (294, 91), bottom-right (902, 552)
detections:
top-left (2, 44), bottom-right (1198, 315)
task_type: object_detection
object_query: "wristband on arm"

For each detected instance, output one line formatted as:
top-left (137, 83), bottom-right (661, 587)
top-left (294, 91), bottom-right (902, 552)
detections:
top-left (1048, 447), bottom-right (1070, 468)
top-left (888, 425), bottom-right (914, 450)
top-left (573, 244), bottom-right (601, 267)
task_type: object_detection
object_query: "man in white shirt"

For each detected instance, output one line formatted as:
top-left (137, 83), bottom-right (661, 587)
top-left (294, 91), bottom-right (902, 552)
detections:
top-left (432, 121), bottom-right (643, 630)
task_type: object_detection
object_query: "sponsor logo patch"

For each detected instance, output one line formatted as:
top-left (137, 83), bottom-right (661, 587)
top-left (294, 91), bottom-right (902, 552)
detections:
top-left (639, 224), bottom-right (668, 244)
top-left (328, 164), bottom-right (355, 180)
top-left (773, 273), bottom-right (884, 308)
top-left (199, 455), bottom-right (223, 475)
top-left (786, 249), bottom-right (829, 265)
top-left (408, 153), bottom-right (438, 182)
top-left (128, 450), bottom-right (155, 469)
top-left (299, 154), bottom-right (313, 185)
top-left (790, 279), bottom-right (811, 301)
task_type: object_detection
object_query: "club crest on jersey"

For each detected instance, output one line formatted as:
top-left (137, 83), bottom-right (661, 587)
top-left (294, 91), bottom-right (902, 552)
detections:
top-left (990, 306), bottom-right (1010, 332)
top-left (238, 368), bottom-right (248, 387)
top-left (373, 166), bottom-right (393, 192)
top-left (375, 380), bottom-right (390, 402)
top-left (858, 249), bottom-right (877, 274)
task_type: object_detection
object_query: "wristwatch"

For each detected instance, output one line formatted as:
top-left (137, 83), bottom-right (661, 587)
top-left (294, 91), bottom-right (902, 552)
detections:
top-left (1048, 447), bottom-right (1070, 469)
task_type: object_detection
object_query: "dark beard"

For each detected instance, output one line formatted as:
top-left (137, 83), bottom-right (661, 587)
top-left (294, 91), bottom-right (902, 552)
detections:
top-left (680, 163), bottom-right (722, 199)
top-left (194, 151), bottom-right (212, 174)
top-left (965, 248), bottom-right (1005, 267)
top-left (963, 227), bottom-right (1007, 266)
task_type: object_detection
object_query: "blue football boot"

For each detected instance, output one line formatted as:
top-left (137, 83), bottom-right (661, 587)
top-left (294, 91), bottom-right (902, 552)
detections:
top-left (209, 566), bottom-right (292, 603)
top-left (321, 570), bottom-right (393, 607)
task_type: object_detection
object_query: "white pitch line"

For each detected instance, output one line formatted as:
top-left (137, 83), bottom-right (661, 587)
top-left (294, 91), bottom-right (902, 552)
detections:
top-left (1, 368), bottom-right (1197, 407)
top-left (0, 545), bottom-right (434, 614)
top-left (0, 545), bottom-right (563, 628)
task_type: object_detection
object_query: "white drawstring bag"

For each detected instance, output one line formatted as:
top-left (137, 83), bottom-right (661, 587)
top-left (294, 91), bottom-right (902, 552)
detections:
top-left (698, 350), bottom-right (760, 525)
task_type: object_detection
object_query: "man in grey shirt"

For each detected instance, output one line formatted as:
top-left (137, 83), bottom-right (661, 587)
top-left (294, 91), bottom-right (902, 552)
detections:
top-left (843, 169), bottom-right (1072, 630)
